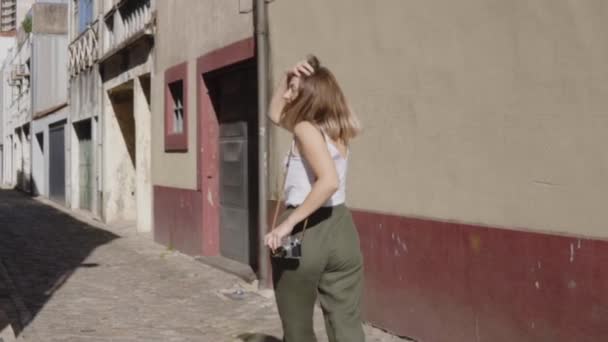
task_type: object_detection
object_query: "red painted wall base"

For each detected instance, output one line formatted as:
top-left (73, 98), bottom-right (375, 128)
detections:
top-left (352, 209), bottom-right (608, 342)
top-left (153, 182), bottom-right (607, 341)
top-left (153, 186), bottom-right (204, 256)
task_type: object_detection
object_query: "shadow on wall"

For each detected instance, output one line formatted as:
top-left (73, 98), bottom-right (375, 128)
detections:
top-left (109, 88), bottom-right (136, 168)
top-left (15, 171), bottom-right (32, 195)
top-left (0, 189), bottom-right (118, 337)
top-left (30, 176), bottom-right (41, 197)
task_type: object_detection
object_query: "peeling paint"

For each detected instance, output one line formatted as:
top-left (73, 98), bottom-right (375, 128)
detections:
top-left (570, 243), bottom-right (574, 263)
top-left (469, 234), bottom-right (482, 253)
top-left (207, 189), bottom-right (214, 206)
top-left (568, 280), bottom-right (577, 289)
top-left (577, 239), bottom-right (581, 249)
top-left (475, 316), bottom-right (480, 342)
top-left (535, 281), bottom-right (541, 289)
top-left (533, 180), bottom-right (560, 187)
top-left (537, 261), bottom-right (542, 269)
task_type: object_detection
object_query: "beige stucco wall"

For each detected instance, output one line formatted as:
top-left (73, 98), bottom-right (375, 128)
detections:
top-left (268, 0), bottom-right (608, 238)
top-left (134, 77), bottom-right (152, 232)
top-left (103, 89), bottom-right (137, 223)
top-left (32, 3), bottom-right (68, 34)
top-left (151, 0), bottom-right (253, 189)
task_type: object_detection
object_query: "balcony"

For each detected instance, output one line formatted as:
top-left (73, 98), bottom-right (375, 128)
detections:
top-left (12, 64), bottom-right (29, 78)
top-left (1, 16), bottom-right (15, 25)
top-left (14, 91), bottom-right (31, 126)
top-left (100, 0), bottom-right (153, 61)
top-left (68, 22), bottom-right (99, 77)
top-left (1, 8), bottom-right (14, 14)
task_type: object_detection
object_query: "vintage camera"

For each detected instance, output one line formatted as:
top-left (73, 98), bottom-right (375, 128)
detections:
top-left (272, 235), bottom-right (302, 259)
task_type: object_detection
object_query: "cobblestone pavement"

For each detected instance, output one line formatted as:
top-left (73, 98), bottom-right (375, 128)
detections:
top-left (0, 190), bottom-right (406, 342)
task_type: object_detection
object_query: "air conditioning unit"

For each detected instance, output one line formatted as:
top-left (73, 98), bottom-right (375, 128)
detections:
top-left (15, 64), bottom-right (28, 77)
top-left (10, 69), bottom-right (21, 81)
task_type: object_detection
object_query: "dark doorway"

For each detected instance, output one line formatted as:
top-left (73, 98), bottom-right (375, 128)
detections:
top-left (75, 120), bottom-right (93, 211)
top-left (33, 132), bottom-right (44, 196)
top-left (49, 123), bottom-right (66, 204)
top-left (204, 60), bottom-right (258, 267)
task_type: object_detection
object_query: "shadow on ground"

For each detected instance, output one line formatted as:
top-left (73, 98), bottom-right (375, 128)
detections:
top-left (0, 189), bottom-right (119, 337)
top-left (236, 332), bottom-right (282, 342)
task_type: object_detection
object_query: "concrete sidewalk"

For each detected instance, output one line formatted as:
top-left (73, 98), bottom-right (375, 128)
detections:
top-left (0, 190), bottom-right (404, 341)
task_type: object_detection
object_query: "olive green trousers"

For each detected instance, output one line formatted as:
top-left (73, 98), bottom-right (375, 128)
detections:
top-left (272, 204), bottom-right (365, 342)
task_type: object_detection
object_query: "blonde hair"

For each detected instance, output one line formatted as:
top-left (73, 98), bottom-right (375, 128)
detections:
top-left (280, 55), bottom-right (361, 144)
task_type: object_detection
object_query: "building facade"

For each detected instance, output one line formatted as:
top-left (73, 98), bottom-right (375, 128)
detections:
top-left (150, 1), bottom-right (608, 341)
top-left (29, 2), bottom-right (68, 203)
top-left (97, 0), bottom-right (153, 231)
top-left (68, 0), bottom-right (153, 230)
top-left (0, 0), bottom-right (17, 33)
top-left (0, 45), bottom-right (15, 187)
top-left (0, 0), bottom-right (58, 192)
top-left (0, 0), bottom-right (36, 34)
top-left (151, 0), bottom-right (256, 262)
top-left (2, 31), bottom-right (32, 192)
top-left (266, 1), bottom-right (608, 341)
top-left (0, 0), bottom-right (33, 182)
top-left (67, 0), bottom-right (102, 215)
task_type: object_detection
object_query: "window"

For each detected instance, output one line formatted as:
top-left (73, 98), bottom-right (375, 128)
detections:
top-left (169, 81), bottom-right (184, 134)
top-left (164, 62), bottom-right (188, 152)
top-left (77, 0), bottom-right (94, 34)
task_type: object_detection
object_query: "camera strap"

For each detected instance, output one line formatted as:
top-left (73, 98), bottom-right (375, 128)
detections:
top-left (270, 138), bottom-right (308, 242)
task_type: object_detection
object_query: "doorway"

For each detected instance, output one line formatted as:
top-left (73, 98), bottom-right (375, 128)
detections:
top-left (49, 123), bottom-right (66, 204)
top-left (204, 60), bottom-right (258, 267)
top-left (75, 120), bottom-right (93, 211)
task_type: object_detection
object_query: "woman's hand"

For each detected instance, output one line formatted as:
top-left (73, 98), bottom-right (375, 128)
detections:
top-left (291, 60), bottom-right (314, 77)
top-left (268, 60), bottom-right (315, 125)
top-left (265, 220), bottom-right (295, 252)
top-left (276, 60), bottom-right (313, 93)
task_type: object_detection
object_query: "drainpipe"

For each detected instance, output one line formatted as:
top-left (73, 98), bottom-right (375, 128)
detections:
top-left (255, 0), bottom-right (269, 289)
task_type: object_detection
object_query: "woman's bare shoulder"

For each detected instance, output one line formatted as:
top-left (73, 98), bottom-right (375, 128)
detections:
top-left (293, 121), bottom-right (323, 140)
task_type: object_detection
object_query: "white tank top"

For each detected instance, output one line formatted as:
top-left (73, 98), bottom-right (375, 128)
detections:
top-left (283, 136), bottom-right (348, 207)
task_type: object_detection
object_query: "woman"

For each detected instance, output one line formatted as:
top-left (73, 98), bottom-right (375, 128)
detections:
top-left (264, 55), bottom-right (365, 342)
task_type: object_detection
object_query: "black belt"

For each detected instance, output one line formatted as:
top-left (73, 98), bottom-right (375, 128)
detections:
top-left (286, 205), bottom-right (336, 233)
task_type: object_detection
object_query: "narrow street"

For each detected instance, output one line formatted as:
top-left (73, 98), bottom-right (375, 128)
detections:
top-left (0, 190), bottom-right (402, 342)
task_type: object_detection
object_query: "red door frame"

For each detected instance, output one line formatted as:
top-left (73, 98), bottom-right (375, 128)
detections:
top-left (196, 37), bottom-right (255, 255)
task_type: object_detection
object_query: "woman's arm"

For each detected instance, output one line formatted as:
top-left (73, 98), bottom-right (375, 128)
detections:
top-left (265, 121), bottom-right (339, 250)
top-left (268, 62), bottom-right (314, 126)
